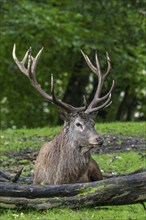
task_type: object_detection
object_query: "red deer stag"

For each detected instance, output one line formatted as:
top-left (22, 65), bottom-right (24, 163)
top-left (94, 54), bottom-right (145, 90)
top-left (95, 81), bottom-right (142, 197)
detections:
top-left (12, 44), bottom-right (114, 185)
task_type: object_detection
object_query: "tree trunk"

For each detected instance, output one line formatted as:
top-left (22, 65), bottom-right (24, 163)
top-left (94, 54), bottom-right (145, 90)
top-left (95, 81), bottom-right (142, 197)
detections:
top-left (116, 86), bottom-right (138, 121)
top-left (116, 86), bottom-right (129, 120)
top-left (0, 171), bottom-right (145, 210)
top-left (126, 96), bottom-right (137, 121)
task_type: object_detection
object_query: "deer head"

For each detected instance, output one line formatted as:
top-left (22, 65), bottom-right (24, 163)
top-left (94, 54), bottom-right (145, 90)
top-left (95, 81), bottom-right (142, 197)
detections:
top-left (12, 44), bottom-right (114, 152)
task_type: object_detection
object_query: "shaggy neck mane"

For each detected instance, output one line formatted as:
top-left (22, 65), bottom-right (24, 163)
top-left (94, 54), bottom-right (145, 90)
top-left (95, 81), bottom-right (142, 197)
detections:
top-left (52, 127), bottom-right (91, 183)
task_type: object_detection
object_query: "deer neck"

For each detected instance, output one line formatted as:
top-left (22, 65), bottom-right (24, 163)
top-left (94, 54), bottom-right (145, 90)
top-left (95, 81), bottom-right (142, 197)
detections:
top-left (55, 127), bottom-right (91, 182)
top-left (49, 128), bottom-right (91, 184)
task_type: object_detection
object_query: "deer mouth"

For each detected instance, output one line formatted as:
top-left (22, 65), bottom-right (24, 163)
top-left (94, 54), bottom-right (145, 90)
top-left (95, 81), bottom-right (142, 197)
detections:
top-left (80, 143), bottom-right (101, 154)
top-left (88, 141), bottom-right (103, 148)
top-left (90, 138), bottom-right (104, 147)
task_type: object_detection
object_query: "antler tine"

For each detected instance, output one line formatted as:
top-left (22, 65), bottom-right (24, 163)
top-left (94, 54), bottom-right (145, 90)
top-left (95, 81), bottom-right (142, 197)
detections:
top-left (82, 50), bottom-right (114, 114)
top-left (81, 50), bottom-right (103, 109)
top-left (86, 80), bottom-right (114, 113)
top-left (81, 50), bottom-right (97, 74)
top-left (95, 52), bottom-right (101, 77)
top-left (86, 93), bottom-right (112, 114)
top-left (103, 101), bottom-right (112, 110)
top-left (104, 51), bottom-right (112, 79)
top-left (50, 73), bottom-right (59, 104)
top-left (13, 44), bottom-right (29, 76)
top-left (31, 47), bottom-right (44, 74)
top-left (13, 44), bottom-right (88, 113)
top-left (22, 49), bottom-right (29, 64)
top-left (98, 80), bottom-right (115, 102)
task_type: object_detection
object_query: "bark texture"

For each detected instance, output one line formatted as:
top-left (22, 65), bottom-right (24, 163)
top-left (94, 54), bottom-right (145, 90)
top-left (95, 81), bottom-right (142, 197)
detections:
top-left (0, 171), bottom-right (145, 210)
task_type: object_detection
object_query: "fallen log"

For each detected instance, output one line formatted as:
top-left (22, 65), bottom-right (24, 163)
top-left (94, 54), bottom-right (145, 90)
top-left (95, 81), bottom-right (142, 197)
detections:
top-left (1, 168), bottom-right (146, 184)
top-left (0, 171), bottom-right (146, 210)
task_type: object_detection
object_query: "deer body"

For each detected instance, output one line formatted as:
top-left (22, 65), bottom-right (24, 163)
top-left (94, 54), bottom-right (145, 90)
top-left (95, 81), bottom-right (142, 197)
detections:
top-left (33, 115), bottom-right (103, 185)
top-left (13, 44), bottom-right (114, 185)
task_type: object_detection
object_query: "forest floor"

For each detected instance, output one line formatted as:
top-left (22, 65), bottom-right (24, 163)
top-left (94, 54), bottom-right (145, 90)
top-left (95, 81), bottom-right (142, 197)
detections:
top-left (0, 122), bottom-right (146, 220)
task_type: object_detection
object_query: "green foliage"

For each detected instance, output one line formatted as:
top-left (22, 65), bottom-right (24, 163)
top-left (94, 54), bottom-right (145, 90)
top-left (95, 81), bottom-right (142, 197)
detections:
top-left (0, 0), bottom-right (146, 128)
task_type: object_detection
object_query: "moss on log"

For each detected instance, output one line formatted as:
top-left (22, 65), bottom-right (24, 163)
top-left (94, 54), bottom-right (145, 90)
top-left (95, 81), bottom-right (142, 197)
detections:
top-left (0, 171), bottom-right (146, 210)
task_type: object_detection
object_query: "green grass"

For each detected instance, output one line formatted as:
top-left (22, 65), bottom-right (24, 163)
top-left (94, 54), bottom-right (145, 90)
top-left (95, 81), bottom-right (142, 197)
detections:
top-left (0, 122), bottom-right (145, 152)
top-left (93, 151), bottom-right (145, 175)
top-left (0, 205), bottom-right (145, 220)
top-left (95, 121), bottom-right (145, 136)
top-left (1, 121), bottom-right (145, 137)
top-left (0, 122), bottom-right (146, 220)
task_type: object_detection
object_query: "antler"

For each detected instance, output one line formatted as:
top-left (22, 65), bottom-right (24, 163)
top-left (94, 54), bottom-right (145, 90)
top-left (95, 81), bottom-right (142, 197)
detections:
top-left (12, 44), bottom-right (86, 113)
top-left (81, 50), bottom-right (114, 114)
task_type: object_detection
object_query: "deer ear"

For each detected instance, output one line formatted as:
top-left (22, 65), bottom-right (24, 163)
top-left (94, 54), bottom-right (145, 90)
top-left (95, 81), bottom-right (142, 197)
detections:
top-left (59, 108), bottom-right (70, 122)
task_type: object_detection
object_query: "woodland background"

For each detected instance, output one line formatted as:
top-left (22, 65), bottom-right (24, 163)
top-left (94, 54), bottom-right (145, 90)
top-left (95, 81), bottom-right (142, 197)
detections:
top-left (1, 0), bottom-right (145, 129)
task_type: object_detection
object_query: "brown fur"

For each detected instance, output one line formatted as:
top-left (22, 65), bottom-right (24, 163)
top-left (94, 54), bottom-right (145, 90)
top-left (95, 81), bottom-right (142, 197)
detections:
top-left (34, 121), bottom-right (103, 185)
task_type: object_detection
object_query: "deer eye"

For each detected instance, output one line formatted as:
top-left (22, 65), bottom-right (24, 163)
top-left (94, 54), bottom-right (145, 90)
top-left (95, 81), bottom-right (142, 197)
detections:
top-left (76, 122), bottom-right (83, 128)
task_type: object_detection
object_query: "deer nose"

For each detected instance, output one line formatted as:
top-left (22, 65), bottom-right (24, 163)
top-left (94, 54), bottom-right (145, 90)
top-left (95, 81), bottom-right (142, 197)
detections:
top-left (96, 137), bottom-right (104, 145)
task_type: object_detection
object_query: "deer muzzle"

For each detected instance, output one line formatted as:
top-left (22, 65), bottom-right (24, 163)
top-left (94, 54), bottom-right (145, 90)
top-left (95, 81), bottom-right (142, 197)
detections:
top-left (88, 136), bottom-right (104, 147)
